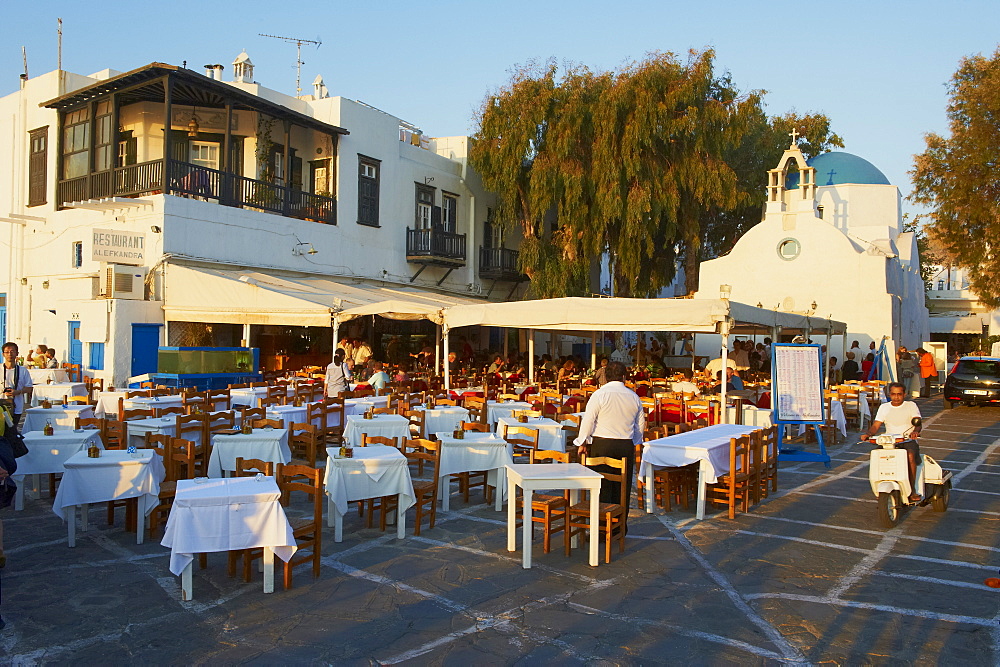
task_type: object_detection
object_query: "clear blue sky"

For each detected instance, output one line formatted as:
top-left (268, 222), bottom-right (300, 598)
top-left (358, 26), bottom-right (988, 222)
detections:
top-left (3, 0), bottom-right (998, 214)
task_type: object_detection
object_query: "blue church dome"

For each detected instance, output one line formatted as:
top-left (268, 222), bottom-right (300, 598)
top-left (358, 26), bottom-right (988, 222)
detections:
top-left (785, 151), bottom-right (891, 189)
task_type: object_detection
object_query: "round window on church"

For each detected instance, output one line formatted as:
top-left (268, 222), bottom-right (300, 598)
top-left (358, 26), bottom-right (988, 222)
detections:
top-left (777, 238), bottom-right (801, 261)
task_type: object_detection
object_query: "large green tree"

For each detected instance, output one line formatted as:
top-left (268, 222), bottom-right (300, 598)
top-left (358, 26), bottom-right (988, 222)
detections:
top-left (911, 46), bottom-right (1000, 308)
top-left (471, 51), bottom-right (842, 298)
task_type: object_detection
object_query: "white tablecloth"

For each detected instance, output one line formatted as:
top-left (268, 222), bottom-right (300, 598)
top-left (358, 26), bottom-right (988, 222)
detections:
top-left (496, 416), bottom-right (567, 452)
top-left (323, 445), bottom-right (415, 516)
top-left (125, 396), bottom-right (184, 412)
top-left (126, 417), bottom-right (181, 448)
top-left (23, 405), bottom-right (95, 432)
top-left (28, 368), bottom-right (69, 384)
top-left (413, 406), bottom-right (470, 437)
top-left (53, 449), bottom-right (165, 520)
top-left (229, 388), bottom-right (268, 408)
top-left (15, 430), bottom-right (103, 477)
top-left (345, 395), bottom-right (389, 410)
top-left (343, 414), bottom-right (410, 448)
top-left (161, 477), bottom-right (296, 576)
top-left (438, 432), bottom-right (513, 504)
top-left (265, 404), bottom-right (306, 427)
top-left (31, 382), bottom-right (87, 407)
top-left (486, 401), bottom-right (534, 426)
top-left (639, 424), bottom-right (758, 483)
top-left (208, 429), bottom-right (291, 478)
top-left (93, 391), bottom-right (127, 418)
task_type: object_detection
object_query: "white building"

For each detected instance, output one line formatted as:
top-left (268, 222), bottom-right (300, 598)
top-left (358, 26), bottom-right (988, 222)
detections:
top-left (692, 140), bottom-right (929, 360)
top-left (0, 56), bottom-right (524, 385)
top-left (925, 265), bottom-right (997, 354)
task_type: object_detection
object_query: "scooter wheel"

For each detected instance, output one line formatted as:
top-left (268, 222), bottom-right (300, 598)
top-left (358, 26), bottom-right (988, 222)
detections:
top-left (878, 490), bottom-right (902, 528)
top-left (932, 480), bottom-right (951, 512)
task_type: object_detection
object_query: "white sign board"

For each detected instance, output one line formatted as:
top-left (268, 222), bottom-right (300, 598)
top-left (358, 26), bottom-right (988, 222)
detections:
top-left (92, 229), bottom-right (146, 266)
top-left (772, 344), bottom-right (825, 423)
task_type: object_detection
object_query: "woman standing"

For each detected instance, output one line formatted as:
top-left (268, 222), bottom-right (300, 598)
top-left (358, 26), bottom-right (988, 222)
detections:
top-left (897, 350), bottom-right (919, 398)
top-left (325, 351), bottom-right (352, 398)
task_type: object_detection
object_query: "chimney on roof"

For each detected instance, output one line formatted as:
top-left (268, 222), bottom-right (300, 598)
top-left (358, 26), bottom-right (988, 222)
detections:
top-left (203, 64), bottom-right (224, 80)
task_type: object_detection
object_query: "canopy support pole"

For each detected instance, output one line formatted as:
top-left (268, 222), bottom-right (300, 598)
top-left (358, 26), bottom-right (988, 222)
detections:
top-left (331, 318), bottom-right (340, 363)
top-left (443, 328), bottom-right (450, 390)
top-left (435, 326), bottom-right (441, 377)
top-left (242, 323), bottom-right (251, 349)
top-left (591, 332), bottom-right (597, 371)
top-left (503, 327), bottom-right (509, 362)
top-left (691, 333), bottom-right (696, 372)
top-left (720, 321), bottom-right (730, 424)
top-left (528, 329), bottom-right (535, 385)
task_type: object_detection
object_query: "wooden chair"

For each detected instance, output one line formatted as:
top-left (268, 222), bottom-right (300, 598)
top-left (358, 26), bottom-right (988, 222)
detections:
top-left (250, 418), bottom-right (284, 430)
top-left (361, 434), bottom-right (397, 448)
top-left (75, 416), bottom-right (104, 432)
top-left (239, 407), bottom-right (266, 427)
top-left (637, 440), bottom-right (697, 513)
top-left (207, 389), bottom-right (231, 411)
top-left (103, 419), bottom-right (126, 450)
top-left (88, 377), bottom-right (105, 400)
top-left (289, 423), bottom-right (319, 467)
top-left (760, 425), bottom-right (779, 497)
top-left (434, 398), bottom-right (458, 406)
top-left (706, 435), bottom-right (752, 519)
top-left (266, 386), bottom-right (287, 406)
top-left (126, 389), bottom-right (154, 399)
top-left (320, 397), bottom-right (346, 445)
top-left (206, 410), bottom-right (236, 434)
top-left (118, 398), bottom-right (154, 422)
top-left (234, 457), bottom-right (274, 476)
top-left (155, 406), bottom-right (185, 418)
top-left (275, 464), bottom-right (323, 589)
top-left (566, 456), bottom-right (627, 563)
top-left (306, 402), bottom-right (328, 441)
top-left (460, 421), bottom-right (489, 433)
top-left (517, 449), bottom-right (570, 553)
top-left (405, 409), bottom-right (426, 440)
top-left (403, 438), bottom-right (440, 536)
top-left (146, 433), bottom-right (197, 537)
top-left (64, 395), bottom-right (92, 406)
top-left (175, 413), bottom-right (208, 475)
top-left (182, 390), bottom-right (208, 414)
top-left (502, 424), bottom-right (540, 461)
top-left (371, 406), bottom-right (395, 416)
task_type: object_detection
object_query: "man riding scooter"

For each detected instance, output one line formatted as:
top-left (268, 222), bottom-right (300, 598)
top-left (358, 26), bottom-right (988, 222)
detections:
top-left (862, 382), bottom-right (922, 503)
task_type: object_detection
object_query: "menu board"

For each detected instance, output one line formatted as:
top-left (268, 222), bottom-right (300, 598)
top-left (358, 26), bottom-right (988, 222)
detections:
top-left (771, 344), bottom-right (825, 423)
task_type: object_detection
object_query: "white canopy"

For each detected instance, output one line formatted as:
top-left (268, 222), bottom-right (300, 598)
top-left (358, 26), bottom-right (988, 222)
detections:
top-left (163, 263), bottom-right (483, 327)
top-left (442, 296), bottom-right (846, 335)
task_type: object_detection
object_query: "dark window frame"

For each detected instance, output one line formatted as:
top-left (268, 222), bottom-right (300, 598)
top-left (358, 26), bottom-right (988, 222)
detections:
top-left (357, 155), bottom-right (381, 227)
top-left (415, 183), bottom-right (435, 229)
top-left (61, 107), bottom-right (90, 180)
top-left (442, 191), bottom-right (459, 234)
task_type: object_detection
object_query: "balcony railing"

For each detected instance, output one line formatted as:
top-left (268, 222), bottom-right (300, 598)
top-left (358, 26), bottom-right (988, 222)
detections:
top-left (57, 159), bottom-right (336, 225)
top-left (406, 226), bottom-right (466, 265)
top-left (479, 246), bottom-right (522, 280)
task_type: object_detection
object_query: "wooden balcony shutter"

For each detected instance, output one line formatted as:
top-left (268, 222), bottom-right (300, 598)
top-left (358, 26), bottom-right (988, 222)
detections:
top-left (28, 127), bottom-right (48, 207)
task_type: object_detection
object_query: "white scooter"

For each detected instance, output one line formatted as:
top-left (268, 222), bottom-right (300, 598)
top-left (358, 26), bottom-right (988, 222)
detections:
top-left (865, 417), bottom-right (953, 529)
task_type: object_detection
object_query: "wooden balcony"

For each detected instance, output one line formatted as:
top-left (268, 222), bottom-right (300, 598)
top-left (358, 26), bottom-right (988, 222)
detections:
top-left (57, 159), bottom-right (337, 225)
top-left (406, 227), bottom-right (466, 266)
top-left (479, 246), bottom-right (523, 281)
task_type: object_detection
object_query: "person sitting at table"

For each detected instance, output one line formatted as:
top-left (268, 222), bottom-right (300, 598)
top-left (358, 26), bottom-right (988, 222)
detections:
top-left (707, 370), bottom-right (737, 395)
top-left (26, 344), bottom-right (47, 369)
top-left (445, 351), bottom-right (462, 375)
top-left (592, 357), bottom-right (610, 387)
top-left (325, 351), bottom-right (352, 398)
top-left (487, 355), bottom-right (505, 374)
top-left (44, 348), bottom-right (59, 369)
top-left (671, 368), bottom-right (700, 396)
top-left (726, 367), bottom-right (744, 391)
top-left (392, 364), bottom-right (409, 383)
top-left (366, 362), bottom-right (391, 392)
top-left (557, 359), bottom-right (576, 384)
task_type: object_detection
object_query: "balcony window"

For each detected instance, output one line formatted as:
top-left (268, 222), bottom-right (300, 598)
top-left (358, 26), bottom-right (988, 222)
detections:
top-left (442, 192), bottom-right (458, 233)
top-left (357, 155), bottom-right (380, 226)
top-left (62, 108), bottom-right (90, 180)
top-left (415, 184), bottom-right (435, 229)
top-left (28, 126), bottom-right (48, 206)
top-left (94, 100), bottom-right (113, 172)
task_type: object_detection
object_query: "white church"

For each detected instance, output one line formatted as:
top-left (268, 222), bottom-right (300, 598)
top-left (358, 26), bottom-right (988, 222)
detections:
top-left (693, 135), bottom-right (929, 360)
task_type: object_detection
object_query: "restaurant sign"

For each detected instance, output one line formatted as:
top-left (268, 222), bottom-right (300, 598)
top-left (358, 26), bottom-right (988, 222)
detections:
top-left (92, 229), bottom-right (146, 265)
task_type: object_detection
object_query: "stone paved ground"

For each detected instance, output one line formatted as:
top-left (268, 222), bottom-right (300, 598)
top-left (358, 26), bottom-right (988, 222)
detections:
top-left (2, 398), bottom-right (998, 665)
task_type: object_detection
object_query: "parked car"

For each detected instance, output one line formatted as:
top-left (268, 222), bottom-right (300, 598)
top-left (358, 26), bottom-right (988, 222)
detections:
top-left (942, 356), bottom-right (1000, 408)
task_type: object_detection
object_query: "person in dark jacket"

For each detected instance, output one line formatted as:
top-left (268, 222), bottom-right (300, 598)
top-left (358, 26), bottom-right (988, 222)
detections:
top-left (841, 350), bottom-right (860, 382)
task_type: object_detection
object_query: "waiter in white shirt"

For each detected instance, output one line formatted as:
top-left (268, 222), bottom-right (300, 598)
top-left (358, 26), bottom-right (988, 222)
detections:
top-left (574, 361), bottom-right (645, 513)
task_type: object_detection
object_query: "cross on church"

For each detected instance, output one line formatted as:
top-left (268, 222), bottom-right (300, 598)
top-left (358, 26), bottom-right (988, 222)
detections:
top-left (789, 128), bottom-right (800, 145)
top-left (826, 168), bottom-right (837, 185)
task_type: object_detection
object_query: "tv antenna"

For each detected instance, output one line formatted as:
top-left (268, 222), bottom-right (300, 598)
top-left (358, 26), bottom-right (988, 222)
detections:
top-left (258, 33), bottom-right (321, 96)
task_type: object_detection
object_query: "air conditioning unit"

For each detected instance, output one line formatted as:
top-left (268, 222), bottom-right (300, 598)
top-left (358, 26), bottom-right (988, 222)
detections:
top-left (99, 263), bottom-right (147, 299)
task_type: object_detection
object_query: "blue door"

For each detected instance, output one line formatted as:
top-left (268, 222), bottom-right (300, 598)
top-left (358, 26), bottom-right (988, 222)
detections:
top-left (68, 321), bottom-right (82, 366)
top-left (131, 324), bottom-right (162, 377)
